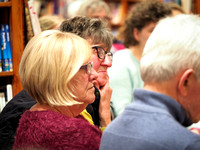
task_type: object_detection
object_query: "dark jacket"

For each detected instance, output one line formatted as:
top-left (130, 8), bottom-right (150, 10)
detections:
top-left (0, 90), bottom-right (36, 150)
top-left (0, 88), bottom-right (100, 150)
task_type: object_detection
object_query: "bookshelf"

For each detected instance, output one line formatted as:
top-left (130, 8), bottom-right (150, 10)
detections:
top-left (106, 0), bottom-right (200, 28)
top-left (194, 0), bottom-right (200, 14)
top-left (0, 0), bottom-right (24, 96)
top-left (105, 0), bottom-right (141, 28)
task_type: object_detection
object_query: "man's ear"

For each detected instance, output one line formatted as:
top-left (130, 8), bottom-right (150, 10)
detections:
top-left (133, 28), bottom-right (140, 42)
top-left (178, 69), bottom-right (194, 96)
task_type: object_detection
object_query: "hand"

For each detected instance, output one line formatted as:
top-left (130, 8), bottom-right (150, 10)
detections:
top-left (98, 82), bottom-right (112, 127)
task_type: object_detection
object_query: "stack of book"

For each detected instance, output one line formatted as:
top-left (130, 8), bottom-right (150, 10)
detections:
top-left (0, 84), bottom-right (12, 112)
top-left (0, 24), bottom-right (13, 72)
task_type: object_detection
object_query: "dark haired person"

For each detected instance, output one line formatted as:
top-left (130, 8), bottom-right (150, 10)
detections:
top-left (108, 0), bottom-right (171, 117)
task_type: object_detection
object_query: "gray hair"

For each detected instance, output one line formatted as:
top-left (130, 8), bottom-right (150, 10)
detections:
top-left (76, 0), bottom-right (111, 17)
top-left (141, 14), bottom-right (200, 83)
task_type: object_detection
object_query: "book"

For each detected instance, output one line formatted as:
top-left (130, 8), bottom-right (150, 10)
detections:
top-left (0, 42), bottom-right (2, 72)
top-left (6, 84), bottom-right (13, 102)
top-left (0, 24), bottom-right (9, 72)
top-left (0, 85), bottom-right (6, 112)
top-left (0, 84), bottom-right (13, 112)
top-left (4, 24), bottom-right (13, 71)
top-left (0, 92), bottom-right (6, 112)
top-left (28, 0), bottom-right (41, 35)
top-left (24, 0), bottom-right (34, 43)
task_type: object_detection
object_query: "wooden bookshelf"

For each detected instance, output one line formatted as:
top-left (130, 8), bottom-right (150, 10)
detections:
top-left (194, 0), bottom-right (200, 14)
top-left (106, 0), bottom-right (141, 28)
top-left (0, 0), bottom-right (24, 96)
top-left (0, 71), bottom-right (13, 77)
top-left (0, 2), bottom-right (11, 6)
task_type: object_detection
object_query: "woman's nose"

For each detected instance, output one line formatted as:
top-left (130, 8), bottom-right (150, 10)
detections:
top-left (89, 68), bottom-right (98, 81)
top-left (102, 54), bottom-right (112, 67)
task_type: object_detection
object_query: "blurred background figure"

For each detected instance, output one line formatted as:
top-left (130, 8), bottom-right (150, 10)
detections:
top-left (76, 0), bottom-right (125, 54)
top-left (39, 15), bottom-right (66, 31)
top-left (76, 0), bottom-right (111, 28)
top-left (108, 0), bottom-right (171, 117)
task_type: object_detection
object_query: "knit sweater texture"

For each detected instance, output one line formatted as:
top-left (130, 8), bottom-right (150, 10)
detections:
top-left (14, 110), bottom-right (102, 150)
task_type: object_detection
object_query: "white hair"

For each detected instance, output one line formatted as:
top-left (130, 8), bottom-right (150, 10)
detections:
top-left (141, 14), bottom-right (200, 83)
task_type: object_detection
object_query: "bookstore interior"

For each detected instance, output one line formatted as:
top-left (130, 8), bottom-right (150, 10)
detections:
top-left (0, 0), bottom-right (200, 111)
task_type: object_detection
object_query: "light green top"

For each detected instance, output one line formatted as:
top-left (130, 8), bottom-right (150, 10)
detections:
top-left (108, 49), bottom-right (144, 117)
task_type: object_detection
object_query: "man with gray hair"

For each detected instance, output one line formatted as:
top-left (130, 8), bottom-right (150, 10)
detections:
top-left (100, 14), bottom-right (200, 150)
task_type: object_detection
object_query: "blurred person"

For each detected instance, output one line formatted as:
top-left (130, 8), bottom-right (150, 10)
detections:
top-left (76, 0), bottom-right (111, 27)
top-left (100, 14), bottom-right (200, 150)
top-left (76, 0), bottom-right (125, 53)
top-left (39, 15), bottom-right (66, 31)
top-left (13, 30), bottom-right (101, 149)
top-left (108, 0), bottom-right (171, 117)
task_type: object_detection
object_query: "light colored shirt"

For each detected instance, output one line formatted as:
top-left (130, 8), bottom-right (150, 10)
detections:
top-left (108, 49), bottom-right (144, 117)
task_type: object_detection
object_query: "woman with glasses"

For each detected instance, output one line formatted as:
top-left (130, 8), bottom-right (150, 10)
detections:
top-left (13, 30), bottom-right (101, 150)
top-left (59, 16), bottom-right (113, 128)
top-left (0, 16), bottom-right (113, 150)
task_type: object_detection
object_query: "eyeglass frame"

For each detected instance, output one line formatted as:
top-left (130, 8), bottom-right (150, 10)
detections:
top-left (80, 62), bottom-right (93, 74)
top-left (92, 46), bottom-right (113, 61)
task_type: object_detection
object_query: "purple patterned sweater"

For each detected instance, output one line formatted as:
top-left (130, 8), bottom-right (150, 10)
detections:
top-left (13, 110), bottom-right (102, 150)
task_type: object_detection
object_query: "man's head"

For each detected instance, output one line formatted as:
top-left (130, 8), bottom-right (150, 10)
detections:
top-left (58, 16), bottom-right (113, 87)
top-left (140, 14), bottom-right (200, 122)
top-left (121, 0), bottom-right (171, 48)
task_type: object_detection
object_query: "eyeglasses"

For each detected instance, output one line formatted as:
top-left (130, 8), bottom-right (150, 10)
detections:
top-left (92, 46), bottom-right (113, 61)
top-left (80, 62), bottom-right (93, 74)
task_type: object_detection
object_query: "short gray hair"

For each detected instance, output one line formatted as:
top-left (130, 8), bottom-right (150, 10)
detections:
top-left (77, 0), bottom-right (111, 17)
top-left (141, 14), bottom-right (200, 83)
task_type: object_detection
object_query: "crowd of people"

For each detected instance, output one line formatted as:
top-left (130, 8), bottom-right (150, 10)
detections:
top-left (1, 0), bottom-right (200, 149)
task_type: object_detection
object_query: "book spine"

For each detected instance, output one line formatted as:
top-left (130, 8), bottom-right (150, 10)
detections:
top-left (24, 0), bottom-right (34, 42)
top-left (0, 38), bottom-right (2, 72)
top-left (0, 84), bottom-right (6, 112)
top-left (6, 84), bottom-right (13, 102)
top-left (0, 24), bottom-right (9, 72)
top-left (28, 0), bottom-right (41, 35)
top-left (4, 24), bottom-right (13, 71)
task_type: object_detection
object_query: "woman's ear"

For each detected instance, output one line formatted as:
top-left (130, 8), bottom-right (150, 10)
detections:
top-left (178, 69), bottom-right (194, 96)
top-left (133, 28), bottom-right (140, 42)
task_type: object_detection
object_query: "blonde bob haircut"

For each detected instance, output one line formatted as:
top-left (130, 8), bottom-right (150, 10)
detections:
top-left (19, 30), bottom-right (92, 106)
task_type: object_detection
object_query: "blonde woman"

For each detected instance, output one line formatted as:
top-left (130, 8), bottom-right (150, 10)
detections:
top-left (13, 30), bottom-right (101, 150)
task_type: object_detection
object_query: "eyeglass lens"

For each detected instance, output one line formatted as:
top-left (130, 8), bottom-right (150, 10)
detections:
top-left (92, 46), bottom-right (113, 61)
top-left (80, 62), bottom-right (93, 74)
